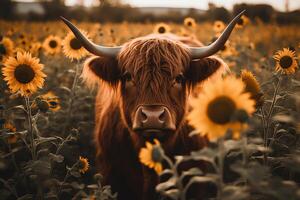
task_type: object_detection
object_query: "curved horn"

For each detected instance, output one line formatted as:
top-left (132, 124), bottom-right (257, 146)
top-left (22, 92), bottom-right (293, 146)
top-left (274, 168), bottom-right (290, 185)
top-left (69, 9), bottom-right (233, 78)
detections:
top-left (60, 17), bottom-right (122, 57)
top-left (189, 10), bottom-right (245, 59)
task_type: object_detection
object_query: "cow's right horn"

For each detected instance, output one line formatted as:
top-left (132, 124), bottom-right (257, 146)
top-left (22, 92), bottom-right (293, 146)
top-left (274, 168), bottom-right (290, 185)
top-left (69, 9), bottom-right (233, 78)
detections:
top-left (189, 10), bottom-right (245, 59)
top-left (60, 17), bottom-right (122, 57)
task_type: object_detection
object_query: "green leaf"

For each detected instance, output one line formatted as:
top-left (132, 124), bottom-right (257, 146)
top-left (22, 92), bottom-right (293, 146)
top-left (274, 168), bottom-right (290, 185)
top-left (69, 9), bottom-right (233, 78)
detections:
top-left (163, 189), bottom-right (180, 200)
top-left (222, 185), bottom-right (249, 200)
top-left (190, 147), bottom-right (217, 165)
top-left (155, 177), bottom-right (176, 192)
top-left (70, 181), bottom-right (84, 190)
top-left (31, 160), bottom-right (51, 176)
top-left (17, 194), bottom-right (33, 200)
top-left (36, 137), bottom-right (61, 146)
top-left (87, 184), bottom-right (98, 189)
top-left (70, 170), bottom-right (81, 178)
top-left (49, 153), bottom-right (64, 163)
top-left (179, 167), bottom-right (203, 182)
top-left (273, 114), bottom-right (295, 124)
top-left (159, 169), bottom-right (174, 177)
top-left (224, 139), bottom-right (243, 154)
top-left (231, 161), bottom-right (269, 184)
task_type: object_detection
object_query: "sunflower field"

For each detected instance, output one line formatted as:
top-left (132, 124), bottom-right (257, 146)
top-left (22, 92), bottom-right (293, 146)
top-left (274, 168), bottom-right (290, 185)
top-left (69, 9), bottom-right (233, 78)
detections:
top-left (0, 15), bottom-right (300, 200)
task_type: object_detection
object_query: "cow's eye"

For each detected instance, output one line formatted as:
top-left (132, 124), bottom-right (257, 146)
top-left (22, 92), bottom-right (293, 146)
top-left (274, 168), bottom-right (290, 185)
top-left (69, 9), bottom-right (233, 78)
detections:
top-left (122, 72), bottom-right (132, 82)
top-left (175, 74), bottom-right (185, 84)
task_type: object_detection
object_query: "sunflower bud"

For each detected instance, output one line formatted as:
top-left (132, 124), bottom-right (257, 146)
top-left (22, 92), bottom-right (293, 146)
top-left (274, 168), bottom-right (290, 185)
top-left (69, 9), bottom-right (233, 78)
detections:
top-left (151, 146), bottom-right (164, 163)
top-left (94, 173), bottom-right (103, 181)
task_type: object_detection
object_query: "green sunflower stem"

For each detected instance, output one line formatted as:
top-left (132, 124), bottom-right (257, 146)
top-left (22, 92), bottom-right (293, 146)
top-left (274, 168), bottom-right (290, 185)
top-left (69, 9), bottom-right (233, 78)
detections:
top-left (25, 97), bottom-right (36, 160)
top-left (217, 137), bottom-right (225, 200)
top-left (57, 160), bottom-right (79, 199)
top-left (162, 153), bottom-right (186, 200)
top-left (63, 60), bottom-right (81, 136)
top-left (242, 132), bottom-right (248, 185)
top-left (263, 75), bottom-right (281, 165)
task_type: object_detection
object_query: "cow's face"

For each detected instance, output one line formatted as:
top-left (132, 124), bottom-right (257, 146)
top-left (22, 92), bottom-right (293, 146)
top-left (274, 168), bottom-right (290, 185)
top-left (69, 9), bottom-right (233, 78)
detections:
top-left (85, 38), bottom-right (225, 142)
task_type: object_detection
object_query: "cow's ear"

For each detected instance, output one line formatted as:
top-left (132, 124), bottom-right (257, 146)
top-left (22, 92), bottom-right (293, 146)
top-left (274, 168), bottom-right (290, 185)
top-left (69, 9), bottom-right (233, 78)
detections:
top-left (185, 56), bottom-right (227, 86)
top-left (82, 56), bottom-right (121, 87)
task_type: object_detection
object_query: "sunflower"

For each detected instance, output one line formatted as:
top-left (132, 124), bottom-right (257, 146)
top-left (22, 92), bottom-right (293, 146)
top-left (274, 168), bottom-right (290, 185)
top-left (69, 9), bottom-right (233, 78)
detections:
top-left (62, 30), bottom-right (89, 61)
top-left (241, 70), bottom-right (263, 107)
top-left (29, 42), bottom-right (42, 57)
top-left (0, 37), bottom-right (14, 61)
top-left (4, 122), bottom-right (18, 144)
top-left (187, 76), bottom-right (255, 141)
top-left (213, 20), bottom-right (225, 33)
top-left (79, 156), bottom-right (89, 174)
top-left (2, 52), bottom-right (46, 96)
top-left (184, 17), bottom-right (196, 28)
top-left (153, 23), bottom-right (171, 34)
top-left (40, 91), bottom-right (61, 112)
top-left (235, 15), bottom-right (250, 29)
top-left (139, 139), bottom-right (164, 174)
top-left (217, 40), bottom-right (238, 57)
top-left (273, 48), bottom-right (298, 74)
top-left (42, 35), bottom-right (62, 55)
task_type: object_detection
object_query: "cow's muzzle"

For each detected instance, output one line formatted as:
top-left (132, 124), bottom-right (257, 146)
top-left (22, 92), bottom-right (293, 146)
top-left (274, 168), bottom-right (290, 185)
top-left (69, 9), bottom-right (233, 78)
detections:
top-left (132, 105), bottom-right (176, 138)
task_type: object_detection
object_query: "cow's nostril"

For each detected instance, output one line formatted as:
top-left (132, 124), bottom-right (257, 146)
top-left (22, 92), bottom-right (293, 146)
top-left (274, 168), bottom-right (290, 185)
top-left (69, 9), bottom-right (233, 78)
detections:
top-left (141, 109), bottom-right (148, 123)
top-left (158, 108), bottom-right (166, 122)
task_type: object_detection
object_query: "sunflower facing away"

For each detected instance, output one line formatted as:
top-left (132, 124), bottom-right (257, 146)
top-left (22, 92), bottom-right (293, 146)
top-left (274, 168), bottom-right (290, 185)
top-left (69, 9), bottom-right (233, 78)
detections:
top-left (187, 75), bottom-right (255, 141)
top-left (213, 20), bottom-right (225, 33)
top-left (79, 156), bottom-right (89, 174)
top-left (273, 48), bottom-right (298, 74)
top-left (41, 91), bottom-right (61, 112)
top-left (235, 15), bottom-right (250, 29)
top-left (184, 17), bottom-right (196, 28)
top-left (153, 23), bottom-right (171, 34)
top-left (241, 70), bottom-right (264, 107)
top-left (62, 30), bottom-right (89, 60)
top-left (42, 35), bottom-right (62, 55)
top-left (2, 52), bottom-right (46, 96)
top-left (0, 37), bottom-right (14, 61)
top-left (31, 42), bottom-right (43, 57)
top-left (139, 139), bottom-right (164, 174)
top-left (34, 91), bottom-right (61, 112)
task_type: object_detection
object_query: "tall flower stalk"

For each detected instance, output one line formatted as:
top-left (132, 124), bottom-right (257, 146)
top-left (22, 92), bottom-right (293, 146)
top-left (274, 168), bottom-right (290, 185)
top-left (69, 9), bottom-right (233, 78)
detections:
top-left (63, 60), bottom-right (81, 135)
top-left (24, 96), bottom-right (36, 160)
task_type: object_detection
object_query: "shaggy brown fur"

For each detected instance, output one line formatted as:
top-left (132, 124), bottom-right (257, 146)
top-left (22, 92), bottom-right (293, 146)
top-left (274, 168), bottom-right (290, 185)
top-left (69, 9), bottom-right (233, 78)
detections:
top-left (82, 33), bottom-right (227, 200)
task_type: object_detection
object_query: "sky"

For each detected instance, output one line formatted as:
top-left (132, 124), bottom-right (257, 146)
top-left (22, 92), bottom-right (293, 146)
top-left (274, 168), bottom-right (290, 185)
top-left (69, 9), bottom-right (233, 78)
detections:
top-left (17, 0), bottom-right (300, 11)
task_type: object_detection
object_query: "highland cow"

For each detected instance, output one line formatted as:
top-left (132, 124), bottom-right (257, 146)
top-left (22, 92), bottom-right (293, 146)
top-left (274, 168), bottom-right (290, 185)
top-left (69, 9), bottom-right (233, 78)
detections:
top-left (61, 11), bottom-right (244, 200)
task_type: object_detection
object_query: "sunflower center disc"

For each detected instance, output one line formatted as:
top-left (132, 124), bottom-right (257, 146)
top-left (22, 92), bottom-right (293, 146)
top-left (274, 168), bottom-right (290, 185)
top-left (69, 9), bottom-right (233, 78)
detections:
top-left (158, 27), bottom-right (166, 34)
top-left (49, 40), bottom-right (58, 48)
top-left (237, 18), bottom-right (244, 25)
top-left (151, 146), bottom-right (163, 162)
top-left (279, 56), bottom-right (293, 69)
top-left (207, 96), bottom-right (236, 124)
top-left (188, 22), bottom-right (192, 26)
top-left (0, 44), bottom-right (7, 55)
top-left (70, 38), bottom-right (82, 50)
top-left (14, 64), bottom-right (35, 84)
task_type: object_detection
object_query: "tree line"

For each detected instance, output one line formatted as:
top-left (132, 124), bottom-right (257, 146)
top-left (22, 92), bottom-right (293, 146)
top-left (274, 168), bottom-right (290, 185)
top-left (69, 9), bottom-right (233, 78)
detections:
top-left (0, 0), bottom-right (299, 24)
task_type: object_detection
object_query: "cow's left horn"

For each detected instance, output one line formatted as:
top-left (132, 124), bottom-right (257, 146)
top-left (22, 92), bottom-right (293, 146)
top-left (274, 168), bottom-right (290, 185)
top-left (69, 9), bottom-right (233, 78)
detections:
top-left (60, 17), bottom-right (121, 57)
top-left (189, 10), bottom-right (245, 59)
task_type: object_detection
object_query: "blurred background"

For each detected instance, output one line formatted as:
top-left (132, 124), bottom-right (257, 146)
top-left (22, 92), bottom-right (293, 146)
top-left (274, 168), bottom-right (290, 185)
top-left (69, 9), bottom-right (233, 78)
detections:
top-left (1, 0), bottom-right (300, 24)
